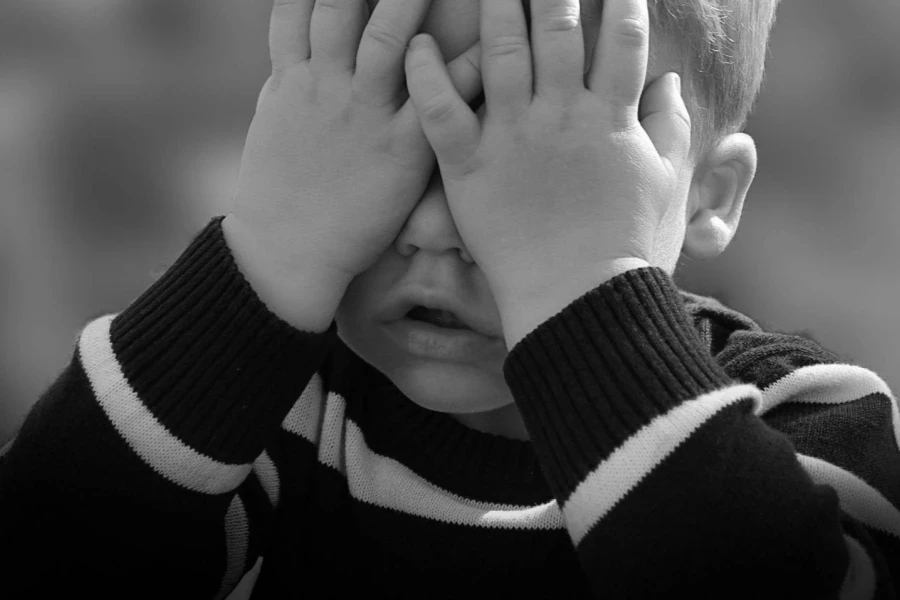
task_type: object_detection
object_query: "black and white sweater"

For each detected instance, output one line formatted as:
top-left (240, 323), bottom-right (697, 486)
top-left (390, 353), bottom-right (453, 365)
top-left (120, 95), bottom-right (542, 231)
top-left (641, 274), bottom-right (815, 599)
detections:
top-left (1, 217), bottom-right (898, 599)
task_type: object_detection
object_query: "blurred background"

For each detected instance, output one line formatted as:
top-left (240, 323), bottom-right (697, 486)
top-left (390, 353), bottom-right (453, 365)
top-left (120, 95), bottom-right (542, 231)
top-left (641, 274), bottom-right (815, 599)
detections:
top-left (1, 0), bottom-right (900, 441)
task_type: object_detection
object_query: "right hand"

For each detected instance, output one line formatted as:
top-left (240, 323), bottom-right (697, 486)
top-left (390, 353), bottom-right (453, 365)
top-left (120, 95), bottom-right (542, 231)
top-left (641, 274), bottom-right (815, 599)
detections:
top-left (225, 0), bottom-right (483, 293)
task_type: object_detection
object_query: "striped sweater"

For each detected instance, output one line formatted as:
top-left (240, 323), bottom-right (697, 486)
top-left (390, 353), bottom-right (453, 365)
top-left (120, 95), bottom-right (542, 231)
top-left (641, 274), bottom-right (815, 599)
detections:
top-left (1, 217), bottom-right (898, 599)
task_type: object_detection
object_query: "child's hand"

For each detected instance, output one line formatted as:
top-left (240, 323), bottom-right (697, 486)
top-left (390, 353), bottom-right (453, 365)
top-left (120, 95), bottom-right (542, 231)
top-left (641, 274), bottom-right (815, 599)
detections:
top-left (405, 0), bottom-right (691, 345)
top-left (226, 0), bottom-right (483, 303)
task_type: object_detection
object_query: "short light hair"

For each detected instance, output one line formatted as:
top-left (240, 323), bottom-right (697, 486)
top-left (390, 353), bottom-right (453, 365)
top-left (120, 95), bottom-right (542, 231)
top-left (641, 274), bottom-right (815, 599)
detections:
top-left (645, 0), bottom-right (781, 156)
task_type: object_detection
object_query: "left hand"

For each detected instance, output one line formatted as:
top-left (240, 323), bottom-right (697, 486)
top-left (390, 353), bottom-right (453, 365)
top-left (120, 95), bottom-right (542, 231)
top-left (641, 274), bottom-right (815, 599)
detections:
top-left (405, 0), bottom-right (692, 344)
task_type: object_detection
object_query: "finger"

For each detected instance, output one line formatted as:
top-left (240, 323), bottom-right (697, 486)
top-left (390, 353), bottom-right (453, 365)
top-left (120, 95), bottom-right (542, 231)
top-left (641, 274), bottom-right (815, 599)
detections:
top-left (639, 73), bottom-right (691, 168)
top-left (481, 0), bottom-right (533, 119)
top-left (405, 34), bottom-right (482, 171)
top-left (445, 41), bottom-right (485, 106)
top-left (309, 0), bottom-right (369, 73)
top-left (587, 0), bottom-right (650, 125)
top-left (531, 0), bottom-right (586, 102)
top-left (353, 0), bottom-right (435, 107)
top-left (269, 0), bottom-right (316, 71)
top-left (398, 39), bottom-right (484, 128)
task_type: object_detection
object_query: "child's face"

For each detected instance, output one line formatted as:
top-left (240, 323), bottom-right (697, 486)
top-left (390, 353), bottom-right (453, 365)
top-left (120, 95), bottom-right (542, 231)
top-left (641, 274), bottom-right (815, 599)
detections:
top-left (336, 0), bottom-right (691, 422)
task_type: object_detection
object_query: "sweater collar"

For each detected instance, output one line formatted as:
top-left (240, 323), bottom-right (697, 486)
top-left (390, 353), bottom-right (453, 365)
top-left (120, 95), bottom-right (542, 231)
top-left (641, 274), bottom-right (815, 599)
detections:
top-left (327, 335), bottom-right (554, 506)
top-left (322, 289), bottom-right (723, 506)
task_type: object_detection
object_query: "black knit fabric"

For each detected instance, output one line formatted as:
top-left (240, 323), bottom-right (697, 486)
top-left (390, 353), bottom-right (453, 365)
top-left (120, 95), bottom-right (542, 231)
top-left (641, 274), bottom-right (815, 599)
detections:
top-left (1, 218), bottom-right (897, 599)
top-left (111, 217), bottom-right (339, 463)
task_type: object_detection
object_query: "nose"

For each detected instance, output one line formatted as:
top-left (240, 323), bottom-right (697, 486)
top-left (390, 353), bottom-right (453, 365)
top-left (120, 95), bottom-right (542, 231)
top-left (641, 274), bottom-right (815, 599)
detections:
top-left (393, 167), bottom-right (475, 264)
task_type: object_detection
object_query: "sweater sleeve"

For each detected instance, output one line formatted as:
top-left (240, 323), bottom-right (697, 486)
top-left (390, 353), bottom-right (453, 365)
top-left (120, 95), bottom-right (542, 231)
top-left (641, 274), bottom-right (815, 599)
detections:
top-left (503, 267), bottom-right (900, 599)
top-left (0, 217), bottom-right (338, 599)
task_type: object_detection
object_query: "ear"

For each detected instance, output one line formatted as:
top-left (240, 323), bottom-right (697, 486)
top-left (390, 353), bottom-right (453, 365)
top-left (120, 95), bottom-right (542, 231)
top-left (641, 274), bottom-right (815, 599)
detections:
top-left (681, 133), bottom-right (758, 261)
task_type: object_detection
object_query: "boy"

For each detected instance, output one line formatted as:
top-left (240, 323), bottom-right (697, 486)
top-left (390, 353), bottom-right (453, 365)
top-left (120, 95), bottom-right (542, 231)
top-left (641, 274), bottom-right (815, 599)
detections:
top-left (1, 0), bottom-right (898, 597)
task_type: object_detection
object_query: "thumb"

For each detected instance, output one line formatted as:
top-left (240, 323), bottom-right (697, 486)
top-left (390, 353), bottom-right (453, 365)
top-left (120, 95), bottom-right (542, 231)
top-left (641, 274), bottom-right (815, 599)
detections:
top-left (639, 72), bottom-right (692, 170)
top-left (405, 33), bottom-right (481, 173)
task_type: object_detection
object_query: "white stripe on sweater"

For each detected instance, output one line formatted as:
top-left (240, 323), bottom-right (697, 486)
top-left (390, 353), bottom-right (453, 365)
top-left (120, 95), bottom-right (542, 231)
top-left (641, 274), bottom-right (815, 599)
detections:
top-left (224, 557), bottom-right (263, 600)
top-left (0, 436), bottom-right (15, 458)
top-left (288, 389), bottom-right (567, 530)
top-left (79, 315), bottom-right (250, 494)
top-left (561, 384), bottom-right (761, 545)
top-left (343, 417), bottom-right (565, 530)
top-left (318, 393), bottom-right (347, 473)
top-left (281, 373), bottom-right (324, 445)
top-left (214, 495), bottom-right (250, 600)
top-left (797, 453), bottom-right (900, 539)
top-left (756, 363), bottom-right (900, 451)
top-left (252, 450), bottom-right (280, 508)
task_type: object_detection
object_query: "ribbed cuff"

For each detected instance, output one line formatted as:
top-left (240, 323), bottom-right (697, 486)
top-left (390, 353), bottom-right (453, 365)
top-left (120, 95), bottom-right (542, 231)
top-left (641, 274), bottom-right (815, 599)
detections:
top-left (503, 267), bottom-right (733, 501)
top-left (110, 217), bottom-right (338, 464)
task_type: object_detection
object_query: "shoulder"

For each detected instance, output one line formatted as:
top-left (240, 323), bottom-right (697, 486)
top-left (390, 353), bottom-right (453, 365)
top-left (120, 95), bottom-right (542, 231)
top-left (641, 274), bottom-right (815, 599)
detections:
top-left (679, 288), bottom-right (900, 503)
top-left (678, 288), bottom-right (844, 388)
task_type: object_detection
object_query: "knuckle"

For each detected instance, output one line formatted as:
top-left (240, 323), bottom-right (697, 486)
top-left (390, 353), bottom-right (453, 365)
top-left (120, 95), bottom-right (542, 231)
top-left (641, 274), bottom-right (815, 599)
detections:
top-left (543, 92), bottom-right (581, 114)
top-left (405, 50), bottom-right (433, 74)
top-left (542, 15), bottom-right (581, 32)
top-left (483, 35), bottom-right (531, 60)
top-left (612, 18), bottom-right (649, 47)
top-left (363, 22), bottom-right (408, 52)
top-left (540, 93), bottom-right (585, 119)
top-left (299, 70), bottom-right (351, 108)
top-left (420, 95), bottom-right (458, 123)
top-left (315, 0), bottom-right (350, 11)
top-left (537, 4), bottom-right (581, 32)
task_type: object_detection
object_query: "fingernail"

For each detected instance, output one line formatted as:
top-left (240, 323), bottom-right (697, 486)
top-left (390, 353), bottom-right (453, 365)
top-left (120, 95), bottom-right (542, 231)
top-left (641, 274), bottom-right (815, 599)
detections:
top-left (672, 72), bottom-right (682, 94)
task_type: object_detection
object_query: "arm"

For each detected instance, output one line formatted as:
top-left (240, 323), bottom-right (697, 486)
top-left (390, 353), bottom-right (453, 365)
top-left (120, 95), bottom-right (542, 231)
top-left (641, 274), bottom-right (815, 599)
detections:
top-left (0, 0), bottom-right (485, 590)
top-left (0, 218), bottom-right (339, 597)
top-left (502, 266), bottom-right (899, 598)
top-left (402, 0), bottom-right (897, 594)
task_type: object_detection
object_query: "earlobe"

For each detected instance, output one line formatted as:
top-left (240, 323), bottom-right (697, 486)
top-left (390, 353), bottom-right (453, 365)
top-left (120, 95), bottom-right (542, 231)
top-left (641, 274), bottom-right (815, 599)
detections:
top-left (681, 133), bottom-right (758, 261)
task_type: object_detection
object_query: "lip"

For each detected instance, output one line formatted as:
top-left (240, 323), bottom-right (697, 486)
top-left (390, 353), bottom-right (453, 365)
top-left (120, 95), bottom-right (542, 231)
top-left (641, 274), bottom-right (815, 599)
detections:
top-left (379, 287), bottom-right (501, 339)
top-left (382, 317), bottom-right (506, 362)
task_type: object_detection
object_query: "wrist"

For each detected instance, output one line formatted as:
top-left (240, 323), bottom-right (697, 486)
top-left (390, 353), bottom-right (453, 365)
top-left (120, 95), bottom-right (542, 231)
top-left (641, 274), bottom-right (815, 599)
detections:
top-left (222, 215), bottom-right (350, 333)
top-left (497, 258), bottom-right (651, 350)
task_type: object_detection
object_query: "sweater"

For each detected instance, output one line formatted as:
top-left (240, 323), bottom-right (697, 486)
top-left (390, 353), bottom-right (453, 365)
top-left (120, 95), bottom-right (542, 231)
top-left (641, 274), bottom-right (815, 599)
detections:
top-left (1, 217), bottom-right (898, 599)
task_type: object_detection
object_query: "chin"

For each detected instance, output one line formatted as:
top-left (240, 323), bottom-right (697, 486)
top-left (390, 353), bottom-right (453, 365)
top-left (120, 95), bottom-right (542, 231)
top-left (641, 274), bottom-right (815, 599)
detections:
top-left (385, 360), bottom-right (515, 415)
top-left (337, 321), bottom-right (514, 415)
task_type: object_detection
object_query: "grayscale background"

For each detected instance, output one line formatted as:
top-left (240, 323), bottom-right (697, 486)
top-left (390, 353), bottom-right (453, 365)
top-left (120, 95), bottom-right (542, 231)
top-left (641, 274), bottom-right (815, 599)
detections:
top-left (2, 0), bottom-right (899, 440)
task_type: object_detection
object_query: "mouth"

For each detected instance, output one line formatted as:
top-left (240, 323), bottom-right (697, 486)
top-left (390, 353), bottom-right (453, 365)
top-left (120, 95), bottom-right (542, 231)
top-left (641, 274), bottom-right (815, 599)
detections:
top-left (383, 311), bottom-right (505, 362)
top-left (380, 286), bottom-right (500, 339)
top-left (404, 306), bottom-right (471, 330)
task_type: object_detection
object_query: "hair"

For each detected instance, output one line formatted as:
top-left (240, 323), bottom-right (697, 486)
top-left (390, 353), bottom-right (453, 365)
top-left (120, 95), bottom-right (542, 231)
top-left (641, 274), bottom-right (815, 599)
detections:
top-left (643, 0), bottom-right (782, 157)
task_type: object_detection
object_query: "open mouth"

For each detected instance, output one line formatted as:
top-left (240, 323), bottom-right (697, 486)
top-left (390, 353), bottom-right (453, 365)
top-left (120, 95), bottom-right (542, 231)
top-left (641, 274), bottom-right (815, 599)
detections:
top-left (384, 306), bottom-right (504, 362)
top-left (405, 306), bottom-right (470, 330)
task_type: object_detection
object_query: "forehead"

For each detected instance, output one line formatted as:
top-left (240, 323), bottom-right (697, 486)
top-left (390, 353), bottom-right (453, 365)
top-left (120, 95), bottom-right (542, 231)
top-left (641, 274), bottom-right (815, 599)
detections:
top-left (366, 0), bottom-right (674, 80)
